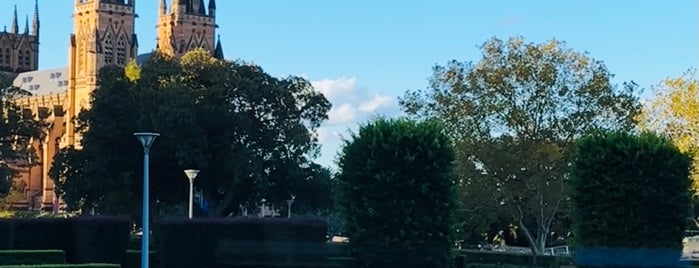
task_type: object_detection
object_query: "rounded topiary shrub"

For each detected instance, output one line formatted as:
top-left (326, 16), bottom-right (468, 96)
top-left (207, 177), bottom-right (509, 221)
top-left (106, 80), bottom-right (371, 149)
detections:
top-left (570, 131), bottom-right (692, 267)
top-left (335, 118), bottom-right (456, 268)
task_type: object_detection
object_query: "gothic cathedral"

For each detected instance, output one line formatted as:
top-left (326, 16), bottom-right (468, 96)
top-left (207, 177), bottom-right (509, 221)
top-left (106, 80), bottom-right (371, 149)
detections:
top-left (3, 0), bottom-right (222, 211)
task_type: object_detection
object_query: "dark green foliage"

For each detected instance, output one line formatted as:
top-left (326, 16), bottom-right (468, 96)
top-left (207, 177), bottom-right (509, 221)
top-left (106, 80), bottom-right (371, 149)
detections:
top-left (570, 131), bottom-right (692, 267)
top-left (120, 250), bottom-right (157, 268)
top-left (0, 250), bottom-right (66, 265)
top-left (0, 264), bottom-right (119, 268)
top-left (335, 118), bottom-right (456, 268)
top-left (0, 78), bottom-right (45, 200)
top-left (153, 217), bottom-right (327, 268)
top-left (12, 219), bottom-right (71, 250)
top-left (51, 50), bottom-right (331, 218)
top-left (0, 220), bottom-right (11, 250)
top-left (454, 250), bottom-right (573, 268)
top-left (67, 216), bottom-right (130, 264)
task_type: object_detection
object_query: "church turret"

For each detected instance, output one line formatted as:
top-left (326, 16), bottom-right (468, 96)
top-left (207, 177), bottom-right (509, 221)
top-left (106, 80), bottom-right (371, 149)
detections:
top-left (213, 35), bottom-right (223, 59)
top-left (66, 0), bottom-right (138, 147)
top-left (32, 0), bottom-right (39, 37)
top-left (208, 0), bottom-right (216, 17)
top-left (157, 0), bottom-right (218, 58)
top-left (24, 15), bottom-right (29, 35)
top-left (198, 0), bottom-right (206, 15)
top-left (160, 0), bottom-right (167, 15)
top-left (11, 5), bottom-right (19, 34)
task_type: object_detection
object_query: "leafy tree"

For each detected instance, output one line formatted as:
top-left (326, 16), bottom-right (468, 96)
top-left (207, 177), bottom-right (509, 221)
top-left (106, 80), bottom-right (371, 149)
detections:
top-left (637, 70), bottom-right (699, 192)
top-left (336, 118), bottom-right (456, 268)
top-left (570, 131), bottom-right (691, 267)
top-left (0, 74), bottom-right (44, 200)
top-left (400, 36), bottom-right (641, 254)
top-left (50, 49), bottom-right (331, 217)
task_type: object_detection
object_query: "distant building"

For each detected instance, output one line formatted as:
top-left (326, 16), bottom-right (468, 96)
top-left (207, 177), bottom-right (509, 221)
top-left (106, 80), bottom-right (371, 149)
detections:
top-left (3, 0), bottom-right (224, 211)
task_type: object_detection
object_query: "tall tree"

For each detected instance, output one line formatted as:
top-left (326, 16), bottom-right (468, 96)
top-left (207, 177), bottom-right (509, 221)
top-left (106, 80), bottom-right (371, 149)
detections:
top-left (0, 74), bottom-right (44, 200)
top-left (50, 49), bottom-right (331, 217)
top-left (637, 70), bottom-right (699, 191)
top-left (400, 36), bottom-right (641, 254)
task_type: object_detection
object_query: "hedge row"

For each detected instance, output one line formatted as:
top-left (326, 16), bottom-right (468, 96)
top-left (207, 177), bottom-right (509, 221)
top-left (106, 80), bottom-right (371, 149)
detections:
top-left (0, 216), bottom-right (130, 264)
top-left (455, 250), bottom-right (573, 268)
top-left (0, 250), bottom-right (66, 265)
top-left (153, 216), bottom-right (327, 268)
top-left (0, 264), bottom-right (119, 268)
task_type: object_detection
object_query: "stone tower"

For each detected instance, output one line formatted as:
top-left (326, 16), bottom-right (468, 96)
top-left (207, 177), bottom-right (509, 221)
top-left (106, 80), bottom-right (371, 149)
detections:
top-left (157, 0), bottom-right (223, 59)
top-left (65, 0), bottom-right (138, 147)
top-left (0, 1), bottom-right (40, 74)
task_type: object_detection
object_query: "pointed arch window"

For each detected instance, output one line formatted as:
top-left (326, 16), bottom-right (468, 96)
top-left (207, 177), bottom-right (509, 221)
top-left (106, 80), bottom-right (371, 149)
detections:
top-left (24, 50), bottom-right (31, 66)
top-left (116, 35), bottom-right (126, 66)
top-left (4, 48), bottom-right (9, 65)
top-left (17, 50), bottom-right (23, 68)
top-left (104, 33), bottom-right (114, 65)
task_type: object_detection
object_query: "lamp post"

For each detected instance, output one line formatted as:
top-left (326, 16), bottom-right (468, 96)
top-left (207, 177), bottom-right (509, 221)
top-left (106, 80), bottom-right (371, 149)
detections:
top-left (134, 132), bottom-right (159, 268)
top-left (184, 169), bottom-right (199, 219)
top-left (286, 195), bottom-right (295, 218)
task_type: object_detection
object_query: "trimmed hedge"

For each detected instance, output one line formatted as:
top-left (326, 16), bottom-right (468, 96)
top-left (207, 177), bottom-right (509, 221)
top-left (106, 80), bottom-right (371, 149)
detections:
top-left (0, 250), bottom-right (66, 265)
top-left (0, 220), bottom-right (12, 250)
top-left (121, 250), bottom-right (157, 268)
top-left (335, 118), bottom-right (457, 268)
top-left (12, 218), bottom-right (71, 250)
top-left (0, 264), bottom-right (119, 268)
top-left (455, 250), bottom-right (573, 268)
top-left (68, 216), bottom-right (130, 264)
top-left (153, 216), bottom-right (327, 268)
top-left (570, 131), bottom-right (692, 267)
top-left (0, 216), bottom-right (130, 265)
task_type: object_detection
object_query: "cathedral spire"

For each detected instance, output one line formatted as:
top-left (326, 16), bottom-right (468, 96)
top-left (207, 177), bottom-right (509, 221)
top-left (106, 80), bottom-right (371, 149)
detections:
top-left (213, 35), bottom-right (223, 59)
top-left (198, 0), bottom-right (206, 15)
top-left (11, 5), bottom-right (18, 34)
top-left (208, 0), bottom-right (216, 17)
top-left (160, 0), bottom-right (167, 15)
top-left (24, 15), bottom-right (29, 35)
top-left (32, 0), bottom-right (39, 37)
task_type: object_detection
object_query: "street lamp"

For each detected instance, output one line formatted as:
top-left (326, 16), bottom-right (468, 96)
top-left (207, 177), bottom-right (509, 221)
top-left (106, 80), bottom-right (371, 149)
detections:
top-left (286, 194), bottom-right (295, 218)
top-left (134, 132), bottom-right (159, 268)
top-left (184, 169), bottom-right (199, 219)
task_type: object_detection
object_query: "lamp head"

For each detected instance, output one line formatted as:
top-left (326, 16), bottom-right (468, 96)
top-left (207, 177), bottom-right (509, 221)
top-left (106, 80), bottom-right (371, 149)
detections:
top-left (184, 169), bottom-right (200, 181)
top-left (134, 132), bottom-right (160, 150)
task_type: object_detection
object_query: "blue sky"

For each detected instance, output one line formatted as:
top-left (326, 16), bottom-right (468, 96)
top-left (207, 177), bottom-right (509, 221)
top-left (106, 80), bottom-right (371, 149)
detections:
top-left (2, 1), bottom-right (697, 169)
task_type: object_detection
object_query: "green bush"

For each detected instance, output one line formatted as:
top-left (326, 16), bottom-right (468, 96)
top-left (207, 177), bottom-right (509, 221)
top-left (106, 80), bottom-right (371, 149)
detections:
top-left (67, 216), bottom-right (130, 264)
top-left (335, 118), bottom-right (457, 268)
top-left (153, 217), bottom-right (327, 268)
top-left (12, 218), bottom-right (71, 250)
top-left (570, 131), bottom-right (692, 267)
top-left (0, 250), bottom-right (66, 265)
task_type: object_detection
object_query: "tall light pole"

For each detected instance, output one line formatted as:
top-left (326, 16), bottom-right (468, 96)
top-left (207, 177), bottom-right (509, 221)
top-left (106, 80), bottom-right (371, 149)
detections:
top-left (184, 169), bottom-right (199, 219)
top-left (134, 132), bottom-right (159, 268)
top-left (286, 194), bottom-right (295, 218)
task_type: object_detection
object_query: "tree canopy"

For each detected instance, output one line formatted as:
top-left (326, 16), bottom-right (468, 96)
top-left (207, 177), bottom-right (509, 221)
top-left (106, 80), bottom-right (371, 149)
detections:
top-left (50, 49), bottom-right (332, 217)
top-left (0, 72), bottom-right (44, 200)
top-left (400, 36), bottom-right (641, 254)
top-left (637, 70), bottom-right (699, 191)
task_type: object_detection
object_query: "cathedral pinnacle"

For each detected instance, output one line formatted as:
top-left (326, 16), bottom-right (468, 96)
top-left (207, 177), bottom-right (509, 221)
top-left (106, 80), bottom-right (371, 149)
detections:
top-left (32, 0), bottom-right (39, 37)
top-left (11, 5), bottom-right (19, 34)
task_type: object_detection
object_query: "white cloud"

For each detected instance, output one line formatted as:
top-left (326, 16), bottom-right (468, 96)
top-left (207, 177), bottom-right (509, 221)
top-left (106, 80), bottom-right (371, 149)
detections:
top-left (327, 103), bottom-right (358, 125)
top-left (310, 76), bottom-right (401, 169)
top-left (312, 76), bottom-right (357, 101)
top-left (358, 94), bottom-right (393, 112)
